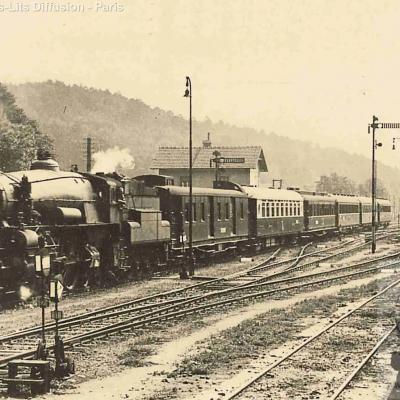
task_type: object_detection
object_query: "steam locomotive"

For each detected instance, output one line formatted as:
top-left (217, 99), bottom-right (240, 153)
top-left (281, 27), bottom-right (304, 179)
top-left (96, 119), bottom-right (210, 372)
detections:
top-left (0, 153), bottom-right (391, 300)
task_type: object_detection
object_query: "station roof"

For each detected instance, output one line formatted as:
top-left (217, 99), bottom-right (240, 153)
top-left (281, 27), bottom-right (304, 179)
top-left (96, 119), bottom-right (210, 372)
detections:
top-left (151, 146), bottom-right (267, 171)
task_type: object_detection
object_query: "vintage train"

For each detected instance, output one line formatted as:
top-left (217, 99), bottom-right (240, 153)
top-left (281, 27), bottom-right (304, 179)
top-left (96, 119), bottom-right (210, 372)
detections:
top-left (0, 153), bottom-right (392, 299)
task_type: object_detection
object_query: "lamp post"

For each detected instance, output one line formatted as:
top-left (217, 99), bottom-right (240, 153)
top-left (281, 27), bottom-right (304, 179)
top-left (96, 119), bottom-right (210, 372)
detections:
top-left (184, 76), bottom-right (194, 277)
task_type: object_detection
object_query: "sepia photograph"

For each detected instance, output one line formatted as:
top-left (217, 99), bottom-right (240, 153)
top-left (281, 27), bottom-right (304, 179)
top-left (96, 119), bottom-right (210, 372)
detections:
top-left (0, 0), bottom-right (400, 398)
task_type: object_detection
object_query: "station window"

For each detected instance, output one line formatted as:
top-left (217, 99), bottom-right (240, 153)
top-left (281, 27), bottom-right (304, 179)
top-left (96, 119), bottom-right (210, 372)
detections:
top-left (217, 202), bottom-right (222, 220)
top-left (201, 202), bottom-right (205, 221)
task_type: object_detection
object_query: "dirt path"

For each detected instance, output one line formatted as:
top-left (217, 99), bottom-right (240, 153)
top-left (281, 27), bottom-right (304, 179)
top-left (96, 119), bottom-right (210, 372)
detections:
top-left (38, 273), bottom-right (394, 400)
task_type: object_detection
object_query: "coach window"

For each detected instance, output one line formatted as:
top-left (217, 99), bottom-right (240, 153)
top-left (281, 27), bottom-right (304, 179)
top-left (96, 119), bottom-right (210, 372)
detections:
top-left (201, 202), bottom-right (205, 221)
top-left (261, 201), bottom-right (266, 218)
top-left (266, 202), bottom-right (270, 217)
top-left (258, 203), bottom-right (261, 217)
top-left (193, 202), bottom-right (197, 222)
top-left (180, 177), bottom-right (189, 187)
top-left (217, 202), bottom-right (222, 220)
top-left (271, 202), bottom-right (275, 217)
top-left (225, 202), bottom-right (230, 220)
top-left (184, 202), bottom-right (189, 222)
top-left (240, 201), bottom-right (244, 219)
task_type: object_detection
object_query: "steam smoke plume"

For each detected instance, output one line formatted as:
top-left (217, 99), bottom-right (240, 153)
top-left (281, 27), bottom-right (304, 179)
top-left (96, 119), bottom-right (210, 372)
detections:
top-left (92, 146), bottom-right (135, 173)
top-left (19, 285), bottom-right (33, 302)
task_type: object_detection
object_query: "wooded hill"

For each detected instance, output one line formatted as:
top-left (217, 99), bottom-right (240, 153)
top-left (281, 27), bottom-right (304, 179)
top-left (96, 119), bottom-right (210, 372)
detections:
top-left (8, 81), bottom-right (400, 199)
top-left (0, 83), bottom-right (52, 171)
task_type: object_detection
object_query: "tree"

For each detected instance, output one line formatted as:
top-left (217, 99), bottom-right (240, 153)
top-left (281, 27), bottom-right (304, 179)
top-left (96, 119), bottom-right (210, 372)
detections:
top-left (358, 178), bottom-right (388, 198)
top-left (315, 173), bottom-right (356, 194)
top-left (0, 84), bottom-right (52, 171)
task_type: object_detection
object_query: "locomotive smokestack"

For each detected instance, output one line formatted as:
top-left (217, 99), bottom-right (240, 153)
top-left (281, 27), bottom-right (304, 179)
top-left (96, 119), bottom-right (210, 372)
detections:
top-left (30, 149), bottom-right (60, 171)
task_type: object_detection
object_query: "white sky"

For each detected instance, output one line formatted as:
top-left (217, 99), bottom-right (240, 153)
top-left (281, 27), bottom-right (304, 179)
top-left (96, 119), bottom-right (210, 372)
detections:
top-left (1, 0), bottom-right (400, 166)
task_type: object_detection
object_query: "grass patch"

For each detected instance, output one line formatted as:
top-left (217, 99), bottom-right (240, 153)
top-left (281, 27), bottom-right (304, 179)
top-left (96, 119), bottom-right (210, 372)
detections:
top-left (172, 277), bottom-right (397, 377)
top-left (120, 345), bottom-right (155, 367)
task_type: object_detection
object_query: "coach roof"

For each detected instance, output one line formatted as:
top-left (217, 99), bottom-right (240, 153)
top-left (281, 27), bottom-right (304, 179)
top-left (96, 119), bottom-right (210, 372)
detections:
top-left (242, 186), bottom-right (303, 201)
top-left (157, 185), bottom-right (247, 198)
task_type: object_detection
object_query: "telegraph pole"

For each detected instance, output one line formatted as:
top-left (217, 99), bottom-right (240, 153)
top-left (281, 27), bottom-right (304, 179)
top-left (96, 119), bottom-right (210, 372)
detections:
top-left (86, 137), bottom-right (92, 173)
top-left (368, 116), bottom-right (400, 253)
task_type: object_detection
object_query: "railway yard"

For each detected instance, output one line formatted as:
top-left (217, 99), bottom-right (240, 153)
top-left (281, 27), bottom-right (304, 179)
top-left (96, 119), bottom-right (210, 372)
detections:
top-left (0, 231), bottom-right (399, 399)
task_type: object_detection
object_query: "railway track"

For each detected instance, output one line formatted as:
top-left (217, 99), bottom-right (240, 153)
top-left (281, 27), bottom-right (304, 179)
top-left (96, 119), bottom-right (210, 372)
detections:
top-left (0, 236), bottom-right (397, 374)
top-left (328, 325), bottom-right (397, 400)
top-left (223, 278), bottom-right (400, 400)
top-left (0, 237), bottom-right (364, 345)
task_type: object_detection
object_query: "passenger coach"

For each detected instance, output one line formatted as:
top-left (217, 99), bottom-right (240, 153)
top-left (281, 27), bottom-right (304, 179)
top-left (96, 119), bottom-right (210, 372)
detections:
top-left (359, 196), bottom-right (372, 226)
top-left (377, 198), bottom-right (391, 226)
top-left (242, 186), bottom-right (304, 245)
top-left (334, 194), bottom-right (360, 229)
top-left (296, 191), bottom-right (336, 233)
top-left (157, 185), bottom-right (248, 252)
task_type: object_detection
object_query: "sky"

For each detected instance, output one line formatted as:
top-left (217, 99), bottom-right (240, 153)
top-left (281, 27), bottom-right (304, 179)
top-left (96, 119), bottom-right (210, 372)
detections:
top-left (1, 0), bottom-right (400, 167)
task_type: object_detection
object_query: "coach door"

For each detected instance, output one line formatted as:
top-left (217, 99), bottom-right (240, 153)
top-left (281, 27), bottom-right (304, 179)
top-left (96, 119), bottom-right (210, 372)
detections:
top-left (209, 196), bottom-right (215, 237)
top-left (231, 197), bottom-right (237, 235)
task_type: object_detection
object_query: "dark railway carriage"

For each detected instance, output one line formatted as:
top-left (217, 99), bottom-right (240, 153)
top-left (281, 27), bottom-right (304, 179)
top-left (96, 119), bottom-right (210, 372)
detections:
top-left (377, 198), bottom-right (391, 226)
top-left (157, 186), bottom-right (248, 253)
top-left (359, 196), bottom-right (372, 225)
top-left (242, 187), bottom-right (304, 243)
top-left (297, 192), bottom-right (336, 232)
top-left (334, 195), bottom-right (360, 229)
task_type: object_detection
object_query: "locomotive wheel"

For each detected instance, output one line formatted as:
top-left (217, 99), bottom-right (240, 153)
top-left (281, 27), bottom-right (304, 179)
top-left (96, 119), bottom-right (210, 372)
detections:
top-left (62, 264), bottom-right (81, 291)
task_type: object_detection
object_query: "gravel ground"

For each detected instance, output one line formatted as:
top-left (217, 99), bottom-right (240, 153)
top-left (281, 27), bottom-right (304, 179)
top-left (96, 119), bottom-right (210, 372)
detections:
top-left (0, 236), bottom-right (397, 399)
top-left (0, 249), bottom-right (284, 336)
top-left (32, 273), bottom-right (399, 400)
top-left (338, 334), bottom-right (400, 400)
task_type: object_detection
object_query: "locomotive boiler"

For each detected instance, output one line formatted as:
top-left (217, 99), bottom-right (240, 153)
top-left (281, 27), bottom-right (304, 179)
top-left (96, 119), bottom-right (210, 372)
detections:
top-left (0, 154), bottom-right (170, 300)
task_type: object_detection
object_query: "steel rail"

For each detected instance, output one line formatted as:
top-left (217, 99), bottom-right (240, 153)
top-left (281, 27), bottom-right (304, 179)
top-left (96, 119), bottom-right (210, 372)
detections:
top-left (223, 278), bottom-right (400, 400)
top-left (0, 241), bottom-right (381, 345)
top-left (0, 255), bottom-right (398, 368)
top-left (0, 248), bottom-right (283, 343)
top-left (0, 235), bottom-right (394, 371)
top-left (329, 324), bottom-right (397, 400)
top-left (0, 244), bottom-right (397, 352)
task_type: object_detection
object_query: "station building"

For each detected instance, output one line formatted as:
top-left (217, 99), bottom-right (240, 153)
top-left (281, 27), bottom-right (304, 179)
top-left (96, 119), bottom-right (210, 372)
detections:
top-left (151, 134), bottom-right (268, 188)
